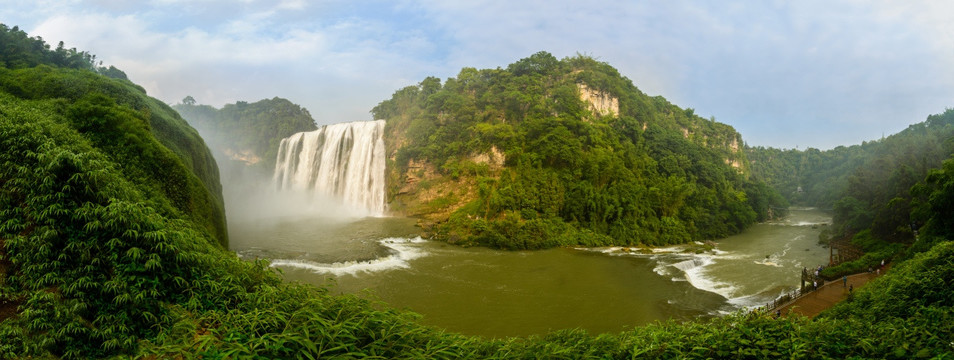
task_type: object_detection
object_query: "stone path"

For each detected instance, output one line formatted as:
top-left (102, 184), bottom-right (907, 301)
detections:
top-left (776, 266), bottom-right (888, 318)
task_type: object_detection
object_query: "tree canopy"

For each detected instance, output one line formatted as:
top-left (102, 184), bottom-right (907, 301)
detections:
top-left (2, 25), bottom-right (953, 359)
top-left (748, 108), bottom-right (954, 241)
top-left (375, 52), bottom-right (786, 249)
top-left (174, 97), bottom-right (317, 171)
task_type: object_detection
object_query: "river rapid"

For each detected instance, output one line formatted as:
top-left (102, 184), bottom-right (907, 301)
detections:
top-left (231, 208), bottom-right (831, 338)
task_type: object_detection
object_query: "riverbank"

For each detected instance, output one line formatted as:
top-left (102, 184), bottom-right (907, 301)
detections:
top-left (776, 266), bottom-right (888, 318)
top-left (236, 208), bottom-right (832, 337)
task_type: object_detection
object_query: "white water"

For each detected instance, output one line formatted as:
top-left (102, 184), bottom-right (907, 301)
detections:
top-left (268, 237), bottom-right (428, 276)
top-left (273, 120), bottom-right (387, 216)
top-left (234, 209), bottom-right (831, 337)
top-left (576, 209), bottom-right (832, 310)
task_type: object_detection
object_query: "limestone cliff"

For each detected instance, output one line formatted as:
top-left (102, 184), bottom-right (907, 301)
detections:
top-left (578, 83), bottom-right (619, 117)
top-left (375, 52), bottom-right (782, 248)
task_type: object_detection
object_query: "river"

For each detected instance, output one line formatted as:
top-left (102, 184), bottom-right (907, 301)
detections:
top-left (231, 208), bottom-right (831, 338)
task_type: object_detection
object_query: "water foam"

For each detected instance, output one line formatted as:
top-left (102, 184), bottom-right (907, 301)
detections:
top-left (679, 256), bottom-right (740, 300)
top-left (269, 237), bottom-right (427, 276)
top-left (273, 120), bottom-right (388, 216)
top-left (581, 245), bottom-right (754, 306)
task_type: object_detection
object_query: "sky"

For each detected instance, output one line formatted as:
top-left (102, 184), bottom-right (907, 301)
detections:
top-left (3, 0), bottom-right (953, 150)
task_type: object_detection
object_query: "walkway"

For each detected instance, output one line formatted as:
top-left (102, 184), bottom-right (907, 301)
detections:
top-left (776, 266), bottom-right (888, 318)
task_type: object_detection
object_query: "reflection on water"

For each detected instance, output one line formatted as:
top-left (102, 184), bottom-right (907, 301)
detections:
top-left (231, 208), bottom-right (831, 338)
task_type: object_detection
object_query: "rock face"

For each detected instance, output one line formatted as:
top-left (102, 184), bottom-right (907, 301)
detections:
top-left (470, 145), bottom-right (506, 170)
top-left (395, 159), bottom-right (476, 222)
top-left (577, 83), bottom-right (619, 117)
top-left (679, 124), bottom-right (747, 174)
top-left (725, 138), bottom-right (744, 170)
top-left (223, 148), bottom-right (262, 165)
top-left (372, 53), bottom-right (776, 248)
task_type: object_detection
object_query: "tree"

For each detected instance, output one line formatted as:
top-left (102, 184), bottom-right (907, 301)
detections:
top-left (182, 95), bottom-right (196, 105)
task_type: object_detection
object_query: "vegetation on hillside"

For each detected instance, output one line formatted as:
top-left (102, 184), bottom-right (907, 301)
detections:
top-left (2, 25), bottom-right (952, 358)
top-left (174, 97), bottom-right (317, 172)
top-left (0, 24), bottom-right (227, 246)
top-left (0, 24), bottom-right (457, 358)
top-left (375, 52), bottom-right (788, 249)
top-left (747, 109), bottom-right (954, 278)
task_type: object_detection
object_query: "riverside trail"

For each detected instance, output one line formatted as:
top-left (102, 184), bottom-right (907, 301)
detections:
top-left (777, 266), bottom-right (889, 318)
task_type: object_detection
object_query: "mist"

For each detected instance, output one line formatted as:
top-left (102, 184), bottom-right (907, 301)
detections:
top-left (194, 126), bottom-right (371, 238)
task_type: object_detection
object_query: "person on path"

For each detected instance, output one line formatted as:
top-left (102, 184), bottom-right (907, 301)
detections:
top-left (813, 280), bottom-right (817, 291)
top-left (849, 284), bottom-right (853, 293)
top-left (843, 275), bottom-right (847, 287)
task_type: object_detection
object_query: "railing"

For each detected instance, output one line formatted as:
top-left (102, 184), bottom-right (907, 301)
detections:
top-left (760, 267), bottom-right (828, 314)
top-left (829, 238), bottom-right (863, 265)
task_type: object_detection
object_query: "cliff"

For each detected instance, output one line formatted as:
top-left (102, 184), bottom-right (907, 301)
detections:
top-left (375, 52), bottom-right (780, 249)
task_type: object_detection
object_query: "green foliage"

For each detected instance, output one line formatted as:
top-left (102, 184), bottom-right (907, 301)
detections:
top-left (0, 65), bottom-right (228, 246)
top-left (748, 108), bottom-right (954, 282)
top-left (376, 52), bottom-right (785, 249)
top-left (820, 230), bottom-right (902, 279)
top-left (823, 240), bottom-right (954, 323)
top-left (1, 25), bottom-right (953, 360)
top-left (917, 156), bottom-right (954, 239)
top-left (0, 93), bottom-right (238, 356)
top-left (0, 24), bottom-right (97, 70)
top-left (748, 108), bottom-right (954, 241)
top-left (174, 97), bottom-right (318, 171)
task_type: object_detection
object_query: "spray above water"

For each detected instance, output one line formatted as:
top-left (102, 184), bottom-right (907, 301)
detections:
top-left (273, 120), bottom-right (388, 217)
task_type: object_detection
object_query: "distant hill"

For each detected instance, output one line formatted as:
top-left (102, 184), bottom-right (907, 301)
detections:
top-left (374, 52), bottom-right (787, 249)
top-left (747, 108), bottom-right (954, 240)
top-left (174, 97), bottom-right (317, 172)
top-left (3, 24), bottom-right (953, 359)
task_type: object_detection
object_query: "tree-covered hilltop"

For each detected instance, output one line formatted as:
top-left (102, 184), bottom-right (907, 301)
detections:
top-left (374, 52), bottom-right (787, 249)
top-left (2, 25), bottom-right (953, 358)
top-left (747, 109), bottom-right (954, 278)
top-left (174, 97), bottom-right (317, 172)
top-left (0, 23), bottom-right (238, 356)
top-left (0, 24), bottom-right (97, 71)
top-left (748, 109), bottom-right (954, 214)
top-left (0, 24), bottom-right (227, 246)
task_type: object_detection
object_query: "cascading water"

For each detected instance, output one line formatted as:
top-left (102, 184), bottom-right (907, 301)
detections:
top-left (273, 120), bottom-right (387, 216)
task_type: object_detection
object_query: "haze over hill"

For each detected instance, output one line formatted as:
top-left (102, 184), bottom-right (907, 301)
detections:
top-left (173, 51), bottom-right (788, 248)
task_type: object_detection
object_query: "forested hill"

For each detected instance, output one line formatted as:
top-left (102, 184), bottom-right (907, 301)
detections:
top-left (4, 25), bottom-right (954, 358)
top-left (747, 109), bottom-right (954, 240)
top-left (374, 52), bottom-right (787, 249)
top-left (174, 97), bottom-right (317, 172)
top-left (0, 24), bottom-right (227, 246)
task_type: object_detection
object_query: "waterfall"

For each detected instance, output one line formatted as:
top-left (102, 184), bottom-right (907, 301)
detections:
top-left (273, 120), bottom-right (387, 216)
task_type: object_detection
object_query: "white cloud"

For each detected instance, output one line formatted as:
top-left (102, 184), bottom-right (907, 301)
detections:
top-left (25, 6), bottom-right (438, 123)
top-left (8, 1), bottom-right (954, 148)
top-left (277, 0), bottom-right (307, 11)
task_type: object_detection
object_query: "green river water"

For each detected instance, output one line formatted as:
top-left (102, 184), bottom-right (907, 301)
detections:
top-left (232, 208), bottom-right (831, 338)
